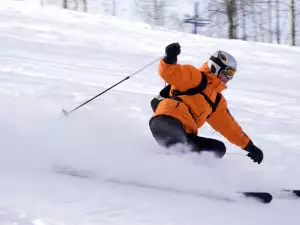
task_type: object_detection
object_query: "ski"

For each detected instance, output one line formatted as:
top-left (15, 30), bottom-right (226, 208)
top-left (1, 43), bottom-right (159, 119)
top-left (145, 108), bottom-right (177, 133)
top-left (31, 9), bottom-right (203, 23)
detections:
top-left (280, 189), bottom-right (300, 198)
top-left (53, 165), bottom-right (273, 204)
top-left (241, 192), bottom-right (273, 204)
top-left (291, 190), bottom-right (300, 197)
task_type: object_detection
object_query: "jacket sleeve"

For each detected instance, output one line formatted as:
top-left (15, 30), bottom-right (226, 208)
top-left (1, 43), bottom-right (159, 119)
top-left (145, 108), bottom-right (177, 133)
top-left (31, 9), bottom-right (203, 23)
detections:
top-left (158, 59), bottom-right (200, 89)
top-left (207, 95), bottom-right (251, 149)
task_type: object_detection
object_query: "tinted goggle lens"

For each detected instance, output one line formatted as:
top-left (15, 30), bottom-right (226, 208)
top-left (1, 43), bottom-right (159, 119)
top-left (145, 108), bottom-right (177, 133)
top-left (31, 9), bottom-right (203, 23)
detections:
top-left (224, 67), bottom-right (236, 78)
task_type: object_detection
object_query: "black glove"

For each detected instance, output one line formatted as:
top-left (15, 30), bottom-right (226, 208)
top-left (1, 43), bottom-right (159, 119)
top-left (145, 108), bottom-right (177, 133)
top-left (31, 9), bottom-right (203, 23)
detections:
top-left (159, 84), bottom-right (171, 98)
top-left (164, 43), bottom-right (181, 64)
top-left (150, 85), bottom-right (171, 112)
top-left (150, 97), bottom-right (161, 112)
top-left (244, 141), bottom-right (264, 164)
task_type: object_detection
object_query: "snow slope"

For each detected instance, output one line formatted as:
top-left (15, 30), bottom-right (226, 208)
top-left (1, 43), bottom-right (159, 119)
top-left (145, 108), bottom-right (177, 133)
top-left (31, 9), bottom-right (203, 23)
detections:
top-left (1, 2), bottom-right (300, 225)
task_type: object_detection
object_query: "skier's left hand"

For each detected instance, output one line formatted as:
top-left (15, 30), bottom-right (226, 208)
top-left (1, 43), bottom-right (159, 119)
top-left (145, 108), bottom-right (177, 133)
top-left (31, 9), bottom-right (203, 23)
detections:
top-left (150, 85), bottom-right (171, 112)
top-left (244, 141), bottom-right (264, 164)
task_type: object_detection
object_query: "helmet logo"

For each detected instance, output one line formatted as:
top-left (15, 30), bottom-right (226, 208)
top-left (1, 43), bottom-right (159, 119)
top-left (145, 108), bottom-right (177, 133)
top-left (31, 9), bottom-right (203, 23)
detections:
top-left (219, 53), bottom-right (228, 62)
top-left (210, 64), bottom-right (216, 74)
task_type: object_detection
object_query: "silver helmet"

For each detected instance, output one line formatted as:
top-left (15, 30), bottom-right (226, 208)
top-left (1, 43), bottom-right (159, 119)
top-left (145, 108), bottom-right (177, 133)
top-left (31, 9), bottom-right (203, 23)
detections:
top-left (207, 51), bottom-right (237, 77)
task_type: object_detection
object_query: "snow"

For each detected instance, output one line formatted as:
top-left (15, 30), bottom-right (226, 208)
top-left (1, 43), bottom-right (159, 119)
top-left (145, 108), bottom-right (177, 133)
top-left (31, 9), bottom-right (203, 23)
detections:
top-left (0, 2), bottom-right (300, 225)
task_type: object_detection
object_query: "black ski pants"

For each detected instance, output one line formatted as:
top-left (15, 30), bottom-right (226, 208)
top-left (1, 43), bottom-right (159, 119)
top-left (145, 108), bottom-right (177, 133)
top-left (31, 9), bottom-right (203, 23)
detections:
top-left (149, 115), bottom-right (226, 158)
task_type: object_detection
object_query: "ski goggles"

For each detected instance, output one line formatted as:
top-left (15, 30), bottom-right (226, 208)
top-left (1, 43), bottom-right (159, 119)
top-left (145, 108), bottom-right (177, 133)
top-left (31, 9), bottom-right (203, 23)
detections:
top-left (222, 67), bottom-right (236, 79)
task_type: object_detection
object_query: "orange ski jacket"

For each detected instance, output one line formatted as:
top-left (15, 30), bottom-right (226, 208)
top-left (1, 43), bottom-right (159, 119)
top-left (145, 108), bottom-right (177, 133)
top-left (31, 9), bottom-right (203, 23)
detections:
top-left (153, 59), bottom-right (250, 149)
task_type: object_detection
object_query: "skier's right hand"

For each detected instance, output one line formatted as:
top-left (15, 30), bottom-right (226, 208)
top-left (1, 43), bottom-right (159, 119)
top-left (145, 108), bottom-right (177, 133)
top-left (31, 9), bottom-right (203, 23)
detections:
top-left (164, 43), bottom-right (181, 64)
top-left (165, 43), bottom-right (181, 57)
top-left (244, 141), bottom-right (264, 164)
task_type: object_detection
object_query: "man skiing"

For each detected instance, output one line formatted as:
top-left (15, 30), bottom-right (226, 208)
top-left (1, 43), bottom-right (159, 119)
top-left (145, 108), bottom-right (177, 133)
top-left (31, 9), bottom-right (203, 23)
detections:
top-left (149, 43), bottom-right (264, 164)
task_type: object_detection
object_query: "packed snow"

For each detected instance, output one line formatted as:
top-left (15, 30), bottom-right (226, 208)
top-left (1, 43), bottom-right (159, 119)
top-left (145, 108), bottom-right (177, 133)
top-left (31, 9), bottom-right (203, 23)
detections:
top-left (0, 2), bottom-right (300, 225)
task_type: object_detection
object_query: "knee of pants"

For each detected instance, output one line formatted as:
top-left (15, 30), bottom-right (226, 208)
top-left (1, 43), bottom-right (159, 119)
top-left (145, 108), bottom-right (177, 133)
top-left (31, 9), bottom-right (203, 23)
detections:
top-left (149, 115), bottom-right (187, 148)
top-left (187, 134), bottom-right (226, 158)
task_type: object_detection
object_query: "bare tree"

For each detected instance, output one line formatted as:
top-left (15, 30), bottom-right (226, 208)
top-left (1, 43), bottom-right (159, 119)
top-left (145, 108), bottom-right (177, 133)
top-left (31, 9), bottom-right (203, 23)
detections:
top-left (63, 0), bottom-right (68, 9)
top-left (58, 0), bottom-right (88, 12)
top-left (227, 0), bottom-right (237, 39)
top-left (268, 0), bottom-right (273, 43)
top-left (258, 6), bottom-right (265, 42)
top-left (154, 0), bottom-right (165, 26)
top-left (239, 0), bottom-right (247, 40)
top-left (290, 0), bottom-right (296, 45)
top-left (113, 0), bottom-right (116, 16)
top-left (81, 0), bottom-right (87, 12)
top-left (101, 0), bottom-right (120, 16)
top-left (135, 0), bottom-right (166, 26)
top-left (73, 0), bottom-right (79, 10)
top-left (249, 1), bottom-right (259, 42)
top-left (275, 0), bottom-right (281, 43)
top-left (208, 0), bottom-right (237, 39)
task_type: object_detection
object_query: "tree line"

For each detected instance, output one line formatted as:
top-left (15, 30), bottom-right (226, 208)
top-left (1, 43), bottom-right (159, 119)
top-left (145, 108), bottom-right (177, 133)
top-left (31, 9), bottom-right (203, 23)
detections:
top-left (39, 0), bottom-right (298, 46)
top-left (207, 0), bottom-right (297, 46)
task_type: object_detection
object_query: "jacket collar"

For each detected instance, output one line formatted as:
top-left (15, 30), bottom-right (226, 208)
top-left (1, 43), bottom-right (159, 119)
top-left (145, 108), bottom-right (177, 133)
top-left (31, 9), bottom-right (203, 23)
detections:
top-left (199, 62), bottom-right (227, 92)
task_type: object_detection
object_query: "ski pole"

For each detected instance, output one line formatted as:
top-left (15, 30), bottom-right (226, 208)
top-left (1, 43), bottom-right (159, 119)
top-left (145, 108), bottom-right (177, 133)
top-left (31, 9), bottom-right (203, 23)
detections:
top-left (62, 57), bottom-right (161, 116)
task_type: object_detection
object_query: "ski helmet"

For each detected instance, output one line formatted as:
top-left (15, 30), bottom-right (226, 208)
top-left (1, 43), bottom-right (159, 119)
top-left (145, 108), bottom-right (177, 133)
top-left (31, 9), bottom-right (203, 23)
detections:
top-left (207, 51), bottom-right (237, 79)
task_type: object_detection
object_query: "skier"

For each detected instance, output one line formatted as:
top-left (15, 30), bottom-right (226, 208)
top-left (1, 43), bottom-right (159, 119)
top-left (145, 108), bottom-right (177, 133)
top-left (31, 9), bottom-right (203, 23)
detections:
top-left (149, 43), bottom-right (264, 164)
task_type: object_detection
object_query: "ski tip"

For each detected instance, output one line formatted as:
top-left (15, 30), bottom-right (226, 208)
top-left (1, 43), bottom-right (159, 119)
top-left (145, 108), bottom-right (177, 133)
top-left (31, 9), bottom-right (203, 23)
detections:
top-left (243, 192), bottom-right (273, 204)
top-left (282, 189), bottom-right (300, 197)
top-left (293, 190), bottom-right (300, 197)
